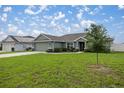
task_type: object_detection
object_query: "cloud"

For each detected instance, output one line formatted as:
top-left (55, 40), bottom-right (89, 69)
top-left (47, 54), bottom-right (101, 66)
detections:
top-left (31, 30), bottom-right (45, 36)
top-left (72, 24), bottom-right (80, 29)
top-left (104, 19), bottom-right (109, 22)
top-left (0, 30), bottom-right (7, 41)
top-left (48, 21), bottom-right (67, 35)
top-left (0, 5), bottom-right (2, 8)
top-left (66, 27), bottom-right (71, 33)
top-left (64, 19), bottom-right (69, 23)
top-left (29, 22), bottom-right (37, 26)
top-left (89, 6), bottom-right (103, 15)
top-left (118, 5), bottom-right (124, 10)
top-left (98, 5), bottom-right (103, 9)
top-left (89, 8), bottom-right (99, 15)
top-left (24, 5), bottom-right (48, 15)
top-left (122, 16), bottom-right (124, 19)
top-left (3, 6), bottom-right (12, 12)
top-left (83, 5), bottom-right (90, 12)
top-left (80, 20), bottom-right (96, 28)
top-left (8, 24), bottom-right (18, 32)
top-left (54, 12), bottom-right (65, 20)
top-left (15, 17), bottom-right (24, 23)
top-left (109, 16), bottom-right (113, 20)
top-left (50, 20), bottom-right (57, 26)
top-left (76, 10), bottom-right (83, 20)
top-left (102, 13), bottom-right (106, 15)
top-left (68, 10), bottom-right (72, 14)
top-left (1, 13), bottom-right (8, 22)
top-left (17, 30), bottom-right (25, 36)
top-left (103, 16), bottom-right (113, 23)
top-left (40, 5), bottom-right (48, 11)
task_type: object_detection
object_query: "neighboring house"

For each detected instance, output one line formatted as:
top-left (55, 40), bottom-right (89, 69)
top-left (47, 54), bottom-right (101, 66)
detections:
top-left (34, 33), bottom-right (87, 51)
top-left (111, 43), bottom-right (124, 52)
top-left (2, 35), bottom-right (34, 52)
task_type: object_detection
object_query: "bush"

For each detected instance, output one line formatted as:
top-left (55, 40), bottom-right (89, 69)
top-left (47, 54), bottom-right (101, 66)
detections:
top-left (26, 47), bottom-right (33, 51)
top-left (0, 44), bottom-right (2, 50)
top-left (46, 49), bottom-right (53, 52)
top-left (62, 48), bottom-right (67, 52)
top-left (46, 48), bottom-right (80, 52)
top-left (54, 48), bottom-right (63, 52)
top-left (67, 48), bottom-right (79, 52)
top-left (0, 46), bottom-right (2, 50)
top-left (73, 49), bottom-right (79, 52)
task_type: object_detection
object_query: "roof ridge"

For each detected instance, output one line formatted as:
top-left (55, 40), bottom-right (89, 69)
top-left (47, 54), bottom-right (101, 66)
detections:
top-left (8, 35), bottom-right (34, 38)
top-left (9, 35), bottom-right (19, 42)
top-left (61, 32), bottom-right (85, 36)
top-left (43, 33), bottom-right (59, 37)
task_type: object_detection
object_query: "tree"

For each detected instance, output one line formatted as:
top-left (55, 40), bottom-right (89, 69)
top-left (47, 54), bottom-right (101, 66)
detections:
top-left (85, 24), bottom-right (113, 64)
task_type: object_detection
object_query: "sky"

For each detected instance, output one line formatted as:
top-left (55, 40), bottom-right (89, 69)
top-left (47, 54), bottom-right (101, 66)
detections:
top-left (0, 5), bottom-right (124, 43)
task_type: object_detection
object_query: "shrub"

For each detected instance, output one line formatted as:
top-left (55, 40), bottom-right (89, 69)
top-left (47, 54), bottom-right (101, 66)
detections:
top-left (62, 48), bottom-right (67, 52)
top-left (54, 48), bottom-right (63, 52)
top-left (67, 48), bottom-right (78, 52)
top-left (0, 46), bottom-right (2, 50)
top-left (73, 49), bottom-right (79, 52)
top-left (26, 47), bottom-right (33, 51)
top-left (0, 44), bottom-right (2, 50)
top-left (46, 49), bottom-right (53, 52)
top-left (46, 48), bottom-right (80, 52)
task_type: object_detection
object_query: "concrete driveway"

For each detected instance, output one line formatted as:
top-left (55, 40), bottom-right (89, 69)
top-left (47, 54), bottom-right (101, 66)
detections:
top-left (0, 51), bottom-right (42, 58)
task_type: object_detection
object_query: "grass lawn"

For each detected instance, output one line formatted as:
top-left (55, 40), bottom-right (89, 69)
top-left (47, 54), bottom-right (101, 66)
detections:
top-left (0, 52), bottom-right (124, 88)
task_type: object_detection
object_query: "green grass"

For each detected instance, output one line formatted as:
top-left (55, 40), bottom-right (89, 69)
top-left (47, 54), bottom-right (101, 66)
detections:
top-left (0, 52), bottom-right (124, 88)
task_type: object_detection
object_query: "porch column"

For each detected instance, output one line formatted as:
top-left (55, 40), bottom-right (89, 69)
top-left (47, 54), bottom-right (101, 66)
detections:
top-left (66, 42), bottom-right (67, 48)
top-left (76, 42), bottom-right (78, 49)
top-left (73, 42), bottom-right (75, 48)
top-left (84, 41), bottom-right (87, 49)
top-left (53, 41), bottom-right (55, 51)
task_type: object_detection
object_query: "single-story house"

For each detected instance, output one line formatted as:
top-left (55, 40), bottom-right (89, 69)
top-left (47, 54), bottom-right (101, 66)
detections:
top-left (34, 33), bottom-right (87, 51)
top-left (2, 35), bottom-right (34, 52)
top-left (2, 32), bottom-right (116, 52)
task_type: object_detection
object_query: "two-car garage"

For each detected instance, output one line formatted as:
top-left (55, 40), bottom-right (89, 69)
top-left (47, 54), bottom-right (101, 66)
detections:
top-left (34, 42), bottom-right (49, 51)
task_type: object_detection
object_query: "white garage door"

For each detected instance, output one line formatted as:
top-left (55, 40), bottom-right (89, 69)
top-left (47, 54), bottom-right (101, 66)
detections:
top-left (35, 42), bottom-right (49, 51)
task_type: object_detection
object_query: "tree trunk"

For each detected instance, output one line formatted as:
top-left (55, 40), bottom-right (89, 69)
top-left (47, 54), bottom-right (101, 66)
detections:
top-left (96, 46), bottom-right (98, 64)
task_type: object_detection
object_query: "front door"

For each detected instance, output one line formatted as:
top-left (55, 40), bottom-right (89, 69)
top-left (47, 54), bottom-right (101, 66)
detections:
top-left (11, 47), bottom-right (15, 52)
top-left (79, 42), bottom-right (85, 51)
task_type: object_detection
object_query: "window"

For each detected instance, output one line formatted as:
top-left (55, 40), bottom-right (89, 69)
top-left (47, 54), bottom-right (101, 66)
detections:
top-left (48, 42), bottom-right (52, 49)
top-left (67, 42), bottom-right (73, 49)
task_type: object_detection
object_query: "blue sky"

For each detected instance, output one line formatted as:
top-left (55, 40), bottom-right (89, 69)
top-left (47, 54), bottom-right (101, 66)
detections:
top-left (0, 5), bottom-right (124, 43)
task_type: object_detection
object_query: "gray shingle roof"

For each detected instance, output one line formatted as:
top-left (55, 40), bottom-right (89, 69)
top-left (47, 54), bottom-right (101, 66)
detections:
top-left (3, 35), bottom-right (35, 43)
top-left (13, 36), bottom-right (34, 42)
top-left (60, 33), bottom-right (86, 41)
top-left (3, 32), bottom-right (86, 43)
top-left (42, 34), bottom-right (60, 41)
top-left (43, 33), bottom-right (86, 41)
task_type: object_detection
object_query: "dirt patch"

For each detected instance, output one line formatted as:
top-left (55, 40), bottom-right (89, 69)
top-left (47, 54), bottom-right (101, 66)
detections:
top-left (88, 64), bottom-right (113, 75)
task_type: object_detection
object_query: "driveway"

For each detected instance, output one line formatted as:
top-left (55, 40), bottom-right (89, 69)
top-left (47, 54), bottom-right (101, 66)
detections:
top-left (0, 51), bottom-right (42, 58)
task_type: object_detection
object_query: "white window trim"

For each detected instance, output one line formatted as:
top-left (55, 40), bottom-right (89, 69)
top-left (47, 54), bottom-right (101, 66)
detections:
top-left (74, 37), bottom-right (87, 41)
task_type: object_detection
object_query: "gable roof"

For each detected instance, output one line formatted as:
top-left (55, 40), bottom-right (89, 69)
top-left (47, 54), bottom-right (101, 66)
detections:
top-left (60, 33), bottom-right (86, 41)
top-left (34, 33), bottom-right (86, 42)
top-left (3, 32), bottom-right (87, 43)
top-left (34, 34), bottom-right (60, 41)
top-left (3, 35), bottom-right (35, 43)
top-left (42, 33), bottom-right (86, 41)
top-left (42, 34), bottom-right (60, 41)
